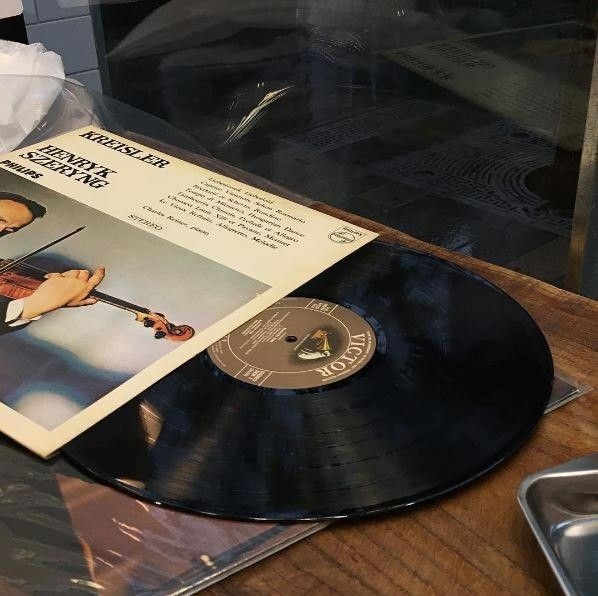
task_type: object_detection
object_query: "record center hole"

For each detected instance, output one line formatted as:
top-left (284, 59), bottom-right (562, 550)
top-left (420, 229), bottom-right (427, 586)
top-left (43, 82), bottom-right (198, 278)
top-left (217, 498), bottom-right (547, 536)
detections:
top-left (285, 335), bottom-right (298, 342)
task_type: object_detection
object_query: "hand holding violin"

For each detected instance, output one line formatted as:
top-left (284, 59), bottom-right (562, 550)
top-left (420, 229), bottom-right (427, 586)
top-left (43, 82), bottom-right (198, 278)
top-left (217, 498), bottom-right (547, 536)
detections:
top-left (21, 267), bottom-right (106, 319)
top-left (0, 229), bottom-right (193, 340)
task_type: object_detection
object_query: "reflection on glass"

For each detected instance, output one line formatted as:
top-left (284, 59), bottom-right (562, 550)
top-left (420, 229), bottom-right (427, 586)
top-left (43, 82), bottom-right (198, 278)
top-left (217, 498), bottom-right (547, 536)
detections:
top-left (57, 3), bottom-right (598, 287)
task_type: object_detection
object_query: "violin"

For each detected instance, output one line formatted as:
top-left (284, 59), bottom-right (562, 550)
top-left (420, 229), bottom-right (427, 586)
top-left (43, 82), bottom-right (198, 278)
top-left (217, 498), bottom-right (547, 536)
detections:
top-left (0, 228), bottom-right (194, 341)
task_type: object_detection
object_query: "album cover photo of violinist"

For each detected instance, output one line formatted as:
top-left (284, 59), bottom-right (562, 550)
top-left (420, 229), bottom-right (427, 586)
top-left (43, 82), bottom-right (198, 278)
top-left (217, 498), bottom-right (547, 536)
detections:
top-left (0, 171), bottom-right (269, 431)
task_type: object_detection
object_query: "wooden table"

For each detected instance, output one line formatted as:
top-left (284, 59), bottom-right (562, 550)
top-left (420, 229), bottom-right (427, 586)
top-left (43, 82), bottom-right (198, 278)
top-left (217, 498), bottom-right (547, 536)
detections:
top-left (139, 140), bottom-right (598, 595)
top-left (209, 202), bottom-right (597, 595)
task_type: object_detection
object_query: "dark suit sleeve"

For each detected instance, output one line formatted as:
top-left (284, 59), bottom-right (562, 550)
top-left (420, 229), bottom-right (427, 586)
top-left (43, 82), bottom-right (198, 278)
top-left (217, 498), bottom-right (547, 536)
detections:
top-left (0, 296), bottom-right (17, 336)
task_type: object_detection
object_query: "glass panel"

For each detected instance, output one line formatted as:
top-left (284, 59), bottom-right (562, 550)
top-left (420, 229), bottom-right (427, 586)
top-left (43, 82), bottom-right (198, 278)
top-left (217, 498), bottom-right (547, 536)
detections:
top-left (36, 2), bottom-right (598, 286)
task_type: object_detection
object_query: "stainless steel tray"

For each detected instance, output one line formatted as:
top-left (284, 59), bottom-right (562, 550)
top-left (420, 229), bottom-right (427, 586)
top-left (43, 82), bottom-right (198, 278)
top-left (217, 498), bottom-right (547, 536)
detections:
top-left (518, 453), bottom-right (598, 596)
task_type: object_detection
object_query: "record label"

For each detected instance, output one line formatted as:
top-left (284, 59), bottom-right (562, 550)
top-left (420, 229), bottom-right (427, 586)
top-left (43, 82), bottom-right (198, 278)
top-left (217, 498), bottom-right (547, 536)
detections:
top-left (207, 297), bottom-right (376, 389)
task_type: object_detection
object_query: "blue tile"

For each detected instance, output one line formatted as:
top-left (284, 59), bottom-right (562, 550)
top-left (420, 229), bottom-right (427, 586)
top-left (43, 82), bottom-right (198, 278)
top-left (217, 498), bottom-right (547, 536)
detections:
top-left (69, 68), bottom-right (101, 92)
top-left (22, 0), bottom-right (37, 24)
top-left (35, 0), bottom-right (88, 22)
top-left (26, 16), bottom-right (97, 74)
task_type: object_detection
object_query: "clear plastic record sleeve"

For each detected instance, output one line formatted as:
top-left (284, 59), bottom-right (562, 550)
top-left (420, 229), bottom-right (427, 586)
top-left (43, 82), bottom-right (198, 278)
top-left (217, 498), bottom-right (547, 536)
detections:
top-left (0, 437), bottom-right (325, 595)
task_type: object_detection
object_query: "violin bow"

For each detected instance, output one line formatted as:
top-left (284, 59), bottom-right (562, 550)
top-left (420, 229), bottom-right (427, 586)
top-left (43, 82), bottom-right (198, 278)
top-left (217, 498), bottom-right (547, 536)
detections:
top-left (0, 227), bottom-right (86, 274)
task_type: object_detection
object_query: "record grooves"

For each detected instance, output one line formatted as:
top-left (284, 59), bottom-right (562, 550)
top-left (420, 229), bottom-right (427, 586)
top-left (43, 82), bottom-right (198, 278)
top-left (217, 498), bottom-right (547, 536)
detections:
top-left (64, 241), bottom-right (553, 521)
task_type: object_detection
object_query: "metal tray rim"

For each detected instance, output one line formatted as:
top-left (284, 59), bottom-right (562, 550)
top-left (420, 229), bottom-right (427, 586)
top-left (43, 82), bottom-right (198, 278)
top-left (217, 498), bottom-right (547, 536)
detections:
top-left (517, 453), bottom-right (598, 596)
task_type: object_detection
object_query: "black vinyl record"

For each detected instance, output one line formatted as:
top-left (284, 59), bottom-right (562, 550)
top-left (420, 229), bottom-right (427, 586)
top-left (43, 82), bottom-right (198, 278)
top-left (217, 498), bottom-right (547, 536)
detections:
top-left (64, 241), bottom-right (553, 521)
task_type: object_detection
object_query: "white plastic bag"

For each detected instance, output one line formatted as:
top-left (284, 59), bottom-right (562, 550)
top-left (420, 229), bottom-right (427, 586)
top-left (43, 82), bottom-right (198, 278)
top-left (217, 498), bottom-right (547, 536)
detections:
top-left (0, 40), bottom-right (65, 152)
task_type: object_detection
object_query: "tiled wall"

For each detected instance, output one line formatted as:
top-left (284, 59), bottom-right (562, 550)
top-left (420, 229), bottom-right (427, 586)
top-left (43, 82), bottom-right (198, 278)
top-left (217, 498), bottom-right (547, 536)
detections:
top-left (22, 0), bottom-right (102, 92)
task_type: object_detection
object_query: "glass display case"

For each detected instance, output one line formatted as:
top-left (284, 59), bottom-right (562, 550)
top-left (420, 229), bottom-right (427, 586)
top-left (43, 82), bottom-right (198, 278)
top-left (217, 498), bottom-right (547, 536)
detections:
top-left (89, 2), bottom-right (598, 294)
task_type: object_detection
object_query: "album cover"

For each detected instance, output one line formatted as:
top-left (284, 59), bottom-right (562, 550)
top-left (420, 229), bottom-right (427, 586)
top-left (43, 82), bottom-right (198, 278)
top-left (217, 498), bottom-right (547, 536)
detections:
top-left (0, 127), bottom-right (377, 456)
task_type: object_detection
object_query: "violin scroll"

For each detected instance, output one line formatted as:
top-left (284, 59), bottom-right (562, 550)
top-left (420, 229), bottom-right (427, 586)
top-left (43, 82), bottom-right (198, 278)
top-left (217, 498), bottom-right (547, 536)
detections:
top-left (135, 311), bottom-right (195, 341)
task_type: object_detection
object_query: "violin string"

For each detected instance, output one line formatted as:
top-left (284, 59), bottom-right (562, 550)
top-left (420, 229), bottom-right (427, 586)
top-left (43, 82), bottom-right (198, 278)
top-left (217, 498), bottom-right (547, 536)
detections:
top-left (3, 261), bottom-right (46, 276)
top-left (0, 227), bottom-right (86, 274)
